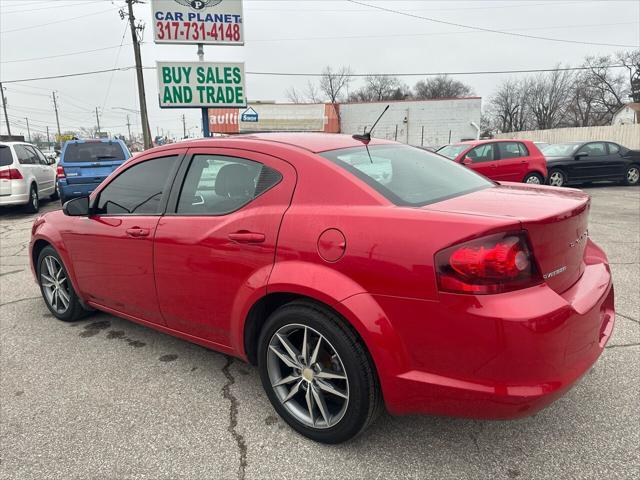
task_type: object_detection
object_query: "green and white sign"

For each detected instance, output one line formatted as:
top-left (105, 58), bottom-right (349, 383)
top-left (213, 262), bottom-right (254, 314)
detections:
top-left (157, 61), bottom-right (246, 108)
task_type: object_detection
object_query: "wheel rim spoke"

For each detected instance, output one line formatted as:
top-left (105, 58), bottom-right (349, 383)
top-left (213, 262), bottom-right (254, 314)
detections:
top-left (316, 378), bottom-right (348, 399)
top-left (269, 345), bottom-right (300, 370)
top-left (309, 336), bottom-right (322, 365)
top-left (301, 327), bottom-right (308, 364)
top-left (316, 370), bottom-right (347, 381)
top-left (282, 379), bottom-right (303, 403)
top-left (305, 384), bottom-right (315, 426)
top-left (57, 287), bottom-right (70, 307)
top-left (272, 374), bottom-right (299, 387)
top-left (311, 386), bottom-right (331, 425)
top-left (276, 333), bottom-right (301, 364)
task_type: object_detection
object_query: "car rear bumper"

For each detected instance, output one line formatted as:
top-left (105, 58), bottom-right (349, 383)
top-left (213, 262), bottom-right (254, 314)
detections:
top-left (354, 239), bottom-right (614, 419)
top-left (0, 192), bottom-right (30, 206)
top-left (58, 180), bottom-right (100, 200)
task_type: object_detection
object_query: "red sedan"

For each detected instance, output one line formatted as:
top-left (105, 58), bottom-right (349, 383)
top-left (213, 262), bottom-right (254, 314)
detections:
top-left (437, 139), bottom-right (548, 184)
top-left (30, 133), bottom-right (613, 444)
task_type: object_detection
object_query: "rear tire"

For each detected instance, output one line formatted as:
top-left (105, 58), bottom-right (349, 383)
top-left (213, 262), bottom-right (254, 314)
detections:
top-left (50, 183), bottom-right (59, 200)
top-left (24, 184), bottom-right (39, 213)
top-left (624, 165), bottom-right (640, 186)
top-left (258, 301), bottom-right (382, 444)
top-left (523, 172), bottom-right (544, 184)
top-left (547, 168), bottom-right (567, 187)
top-left (37, 246), bottom-right (90, 322)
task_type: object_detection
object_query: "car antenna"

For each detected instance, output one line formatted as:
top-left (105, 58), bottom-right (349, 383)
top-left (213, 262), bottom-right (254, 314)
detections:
top-left (352, 105), bottom-right (390, 143)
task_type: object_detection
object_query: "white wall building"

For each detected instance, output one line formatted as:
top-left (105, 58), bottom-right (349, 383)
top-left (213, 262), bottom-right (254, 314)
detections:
top-left (339, 97), bottom-right (482, 148)
top-left (611, 103), bottom-right (640, 125)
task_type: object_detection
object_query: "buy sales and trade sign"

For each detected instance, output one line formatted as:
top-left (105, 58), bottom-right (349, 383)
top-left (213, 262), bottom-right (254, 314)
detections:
top-left (151, 0), bottom-right (244, 45)
top-left (157, 62), bottom-right (246, 108)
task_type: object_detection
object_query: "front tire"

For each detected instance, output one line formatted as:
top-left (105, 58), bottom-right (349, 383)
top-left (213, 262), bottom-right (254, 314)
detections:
top-left (523, 172), bottom-right (544, 184)
top-left (37, 246), bottom-right (90, 322)
top-left (547, 168), bottom-right (567, 187)
top-left (624, 165), bottom-right (640, 186)
top-left (258, 301), bottom-right (382, 444)
top-left (25, 184), bottom-right (39, 213)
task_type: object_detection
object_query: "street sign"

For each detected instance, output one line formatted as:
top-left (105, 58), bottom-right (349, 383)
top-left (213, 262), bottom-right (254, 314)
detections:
top-left (240, 106), bottom-right (258, 122)
top-left (157, 61), bottom-right (247, 108)
top-left (151, 0), bottom-right (244, 45)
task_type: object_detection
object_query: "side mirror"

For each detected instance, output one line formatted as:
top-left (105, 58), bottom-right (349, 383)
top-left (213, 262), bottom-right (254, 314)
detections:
top-left (63, 196), bottom-right (90, 216)
top-left (575, 152), bottom-right (588, 160)
top-left (462, 157), bottom-right (473, 165)
top-left (47, 157), bottom-right (56, 165)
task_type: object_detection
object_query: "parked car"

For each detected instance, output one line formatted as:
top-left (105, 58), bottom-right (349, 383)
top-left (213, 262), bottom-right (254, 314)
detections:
top-left (30, 134), bottom-right (614, 444)
top-left (0, 141), bottom-right (57, 212)
top-left (437, 139), bottom-right (547, 184)
top-left (57, 139), bottom-right (131, 204)
top-left (542, 141), bottom-right (640, 187)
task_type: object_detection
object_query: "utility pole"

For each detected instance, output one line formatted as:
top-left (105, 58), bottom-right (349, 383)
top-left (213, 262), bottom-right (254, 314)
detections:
top-left (95, 107), bottom-right (101, 136)
top-left (182, 114), bottom-right (187, 138)
top-left (25, 118), bottom-right (31, 143)
top-left (122, 1), bottom-right (152, 150)
top-left (0, 82), bottom-right (11, 136)
top-left (126, 115), bottom-right (132, 143)
top-left (52, 91), bottom-right (62, 148)
top-left (46, 126), bottom-right (51, 147)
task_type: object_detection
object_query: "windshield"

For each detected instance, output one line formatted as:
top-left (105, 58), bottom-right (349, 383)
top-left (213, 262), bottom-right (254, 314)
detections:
top-left (63, 142), bottom-right (127, 163)
top-left (436, 144), bottom-right (469, 159)
top-left (320, 144), bottom-right (493, 207)
top-left (542, 143), bottom-right (580, 156)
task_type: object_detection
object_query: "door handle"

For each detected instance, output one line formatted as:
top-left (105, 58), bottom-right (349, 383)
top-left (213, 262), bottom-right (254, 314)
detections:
top-left (228, 231), bottom-right (266, 243)
top-left (126, 227), bottom-right (150, 238)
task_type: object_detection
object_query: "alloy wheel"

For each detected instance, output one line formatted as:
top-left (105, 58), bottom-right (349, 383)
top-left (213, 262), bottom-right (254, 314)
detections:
top-left (627, 167), bottom-right (639, 184)
top-left (266, 324), bottom-right (349, 429)
top-left (31, 188), bottom-right (39, 210)
top-left (549, 171), bottom-right (564, 187)
top-left (525, 175), bottom-right (541, 184)
top-left (40, 256), bottom-right (71, 314)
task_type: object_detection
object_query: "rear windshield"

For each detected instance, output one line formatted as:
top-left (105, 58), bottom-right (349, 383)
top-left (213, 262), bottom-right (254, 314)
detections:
top-left (0, 146), bottom-right (13, 167)
top-left (63, 142), bottom-right (126, 163)
top-left (436, 144), bottom-right (468, 159)
top-left (320, 144), bottom-right (493, 206)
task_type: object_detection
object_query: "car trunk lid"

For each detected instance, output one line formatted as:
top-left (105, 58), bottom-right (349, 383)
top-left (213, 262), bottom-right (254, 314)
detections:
top-left (425, 183), bottom-right (590, 294)
top-left (61, 160), bottom-right (122, 185)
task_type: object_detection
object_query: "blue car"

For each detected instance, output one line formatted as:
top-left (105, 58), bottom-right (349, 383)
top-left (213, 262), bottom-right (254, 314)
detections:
top-left (57, 139), bottom-right (131, 204)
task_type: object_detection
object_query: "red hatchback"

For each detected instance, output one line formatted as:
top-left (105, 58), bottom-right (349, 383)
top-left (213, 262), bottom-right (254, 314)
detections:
top-left (30, 134), bottom-right (613, 443)
top-left (437, 139), bottom-right (548, 184)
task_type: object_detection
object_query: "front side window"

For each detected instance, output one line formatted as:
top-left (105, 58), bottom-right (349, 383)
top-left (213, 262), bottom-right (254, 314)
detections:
top-left (94, 156), bottom-right (176, 215)
top-left (436, 144), bottom-right (468, 160)
top-left (320, 144), bottom-right (492, 207)
top-left (177, 155), bottom-right (282, 215)
top-left (467, 144), bottom-right (496, 163)
top-left (578, 142), bottom-right (607, 156)
top-left (497, 142), bottom-right (525, 159)
top-left (28, 146), bottom-right (48, 165)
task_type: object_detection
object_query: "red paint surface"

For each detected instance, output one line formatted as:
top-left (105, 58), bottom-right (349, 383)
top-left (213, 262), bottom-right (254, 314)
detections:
top-left (30, 133), bottom-right (614, 419)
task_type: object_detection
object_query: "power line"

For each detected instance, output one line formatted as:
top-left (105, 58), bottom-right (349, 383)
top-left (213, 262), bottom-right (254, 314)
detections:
top-left (1, 0), bottom-right (105, 15)
top-left (0, 7), bottom-right (119, 34)
top-left (0, 44), bottom-right (136, 64)
top-left (346, 0), bottom-right (640, 48)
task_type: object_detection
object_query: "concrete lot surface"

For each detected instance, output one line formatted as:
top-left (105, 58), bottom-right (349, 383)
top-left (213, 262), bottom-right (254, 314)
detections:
top-left (1, 185), bottom-right (638, 480)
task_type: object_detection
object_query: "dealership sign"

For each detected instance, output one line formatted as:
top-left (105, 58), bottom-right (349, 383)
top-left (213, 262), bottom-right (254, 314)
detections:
top-left (151, 0), bottom-right (244, 45)
top-left (241, 107), bottom-right (258, 122)
top-left (157, 61), bottom-right (246, 108)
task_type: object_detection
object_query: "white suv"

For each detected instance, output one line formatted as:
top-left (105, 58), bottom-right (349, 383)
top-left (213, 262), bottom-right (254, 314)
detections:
top-left (0, 142), bottom-right (58, 212)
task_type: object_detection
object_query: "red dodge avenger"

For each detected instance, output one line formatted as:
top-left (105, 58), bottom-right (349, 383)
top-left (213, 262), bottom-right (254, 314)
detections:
top-left (30, 133), bottom-right (614, 443)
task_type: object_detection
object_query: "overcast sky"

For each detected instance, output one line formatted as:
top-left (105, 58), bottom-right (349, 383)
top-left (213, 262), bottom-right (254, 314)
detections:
top-left (1, 0), bottom-right (639, 140)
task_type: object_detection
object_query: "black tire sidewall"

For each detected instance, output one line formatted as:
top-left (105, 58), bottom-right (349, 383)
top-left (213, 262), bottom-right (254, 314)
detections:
top-left (26, 185), bottom-right (39, 213)
top-left (625, 165), bottom-right (640, 185)
top-left (257, 303), bottom-right (375, 444)
top-left (37, 246), bottom-right (82, 322)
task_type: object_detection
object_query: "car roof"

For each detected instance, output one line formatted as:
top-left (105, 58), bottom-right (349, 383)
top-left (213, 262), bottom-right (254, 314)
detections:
top-left (451, 139), bottom-right (531, 146)
top-left (65, 138), bottom-right (124, 144)
top-left (147, 133), bottom-right (397, 155)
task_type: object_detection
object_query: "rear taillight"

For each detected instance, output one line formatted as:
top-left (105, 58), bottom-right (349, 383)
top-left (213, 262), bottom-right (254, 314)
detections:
top-left (0, 168), bottom-right (23, 180)
top-left (435, 232), bottom-right (541, 294)
top-left (56, 165), bottom-right (65, 179)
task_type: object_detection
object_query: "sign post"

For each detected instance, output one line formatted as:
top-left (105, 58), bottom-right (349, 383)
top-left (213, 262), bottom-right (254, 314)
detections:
top-left (151, 0), bottom-right (245, 138)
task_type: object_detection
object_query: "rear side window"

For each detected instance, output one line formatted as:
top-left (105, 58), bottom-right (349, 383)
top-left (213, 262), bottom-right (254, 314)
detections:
top-left (95, 156), bottom-right (177, 215)
top-left (177, 154), bottom-right (282, 215)
top-left (320, 144), bottom-right (492, 207)
top-left (63, 142), bottom-right (126, 163)
top-left (497, 142), bottom-right (527, 159)
top-left (0, 146), bottom-right (13, 166)
top-left (607, 143), bottom-right (620, 154)
top-left (14, 145), bottom-right (37, 165)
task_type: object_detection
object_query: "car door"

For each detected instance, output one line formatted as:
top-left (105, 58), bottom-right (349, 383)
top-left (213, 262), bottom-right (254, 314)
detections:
top-left (31, 146), bottom-right (56, 195)
top-left (62, 151), bottom-right (184, 324)
top-left (463, 144), bottom-right (498, 180)
top-left (494, 142), bottom-right (529, 181)
top-left (153, 148), bottom-right (296, 347)
top-left (572, 142), bottom-right (609, 180)
top-left (604, 142), bottom-right (628, 179)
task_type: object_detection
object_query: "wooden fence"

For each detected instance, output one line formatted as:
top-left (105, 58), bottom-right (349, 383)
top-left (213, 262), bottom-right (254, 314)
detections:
top-left (495, 124), bottom-right (640, 149)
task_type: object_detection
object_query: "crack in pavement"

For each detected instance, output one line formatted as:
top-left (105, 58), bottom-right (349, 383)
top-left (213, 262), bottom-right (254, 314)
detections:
top-left (0, 296), bottom-right (41, 308)
top-left (617, 313), bottom-right (639, 325)
top-left (222, 356), bottom-right (248, 480)
top-left (0, 269), bottom-right (24, 277)
top-left (606, 343), bottom-right (640, 350)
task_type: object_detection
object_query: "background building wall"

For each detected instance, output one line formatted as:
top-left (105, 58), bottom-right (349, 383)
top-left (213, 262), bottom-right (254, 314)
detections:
top-left (496, 124), bottom-right (640, 149)
top-left (339, 98), bottom-right (482, 148)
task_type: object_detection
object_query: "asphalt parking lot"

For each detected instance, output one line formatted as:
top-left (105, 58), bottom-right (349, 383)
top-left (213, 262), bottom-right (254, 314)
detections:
top-left (1, 185), bottom-right (638, 480)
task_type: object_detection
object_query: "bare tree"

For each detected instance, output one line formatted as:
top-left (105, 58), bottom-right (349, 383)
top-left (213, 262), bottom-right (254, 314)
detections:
top-left (319, 66), bottom-right (353, 104)
top-left (579, 55), bottom-right (628, 123)
top-left (616, 49), bottom-right (640, 102)
top-left (487, 79), bottom-right (530, 133)
top-left (526, 68), bottom-right (574, 130)
top-left (413, 75), bottom-right (474, 100)
top-left (349, 75), bottom-right (410, 102)
top-left (285, 86), bottom-right (304, 103)
top-left (305, 80), bottom-right (322, 103)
